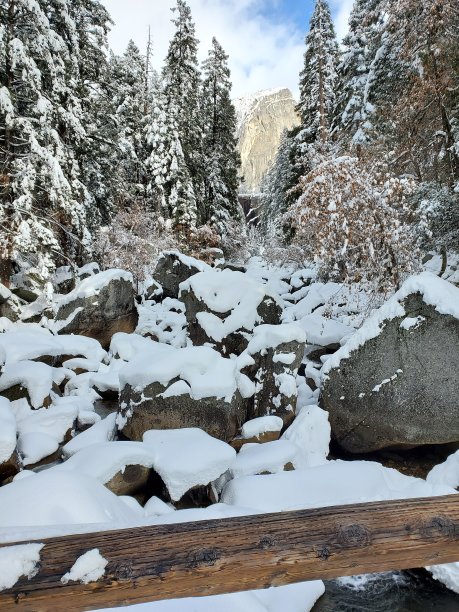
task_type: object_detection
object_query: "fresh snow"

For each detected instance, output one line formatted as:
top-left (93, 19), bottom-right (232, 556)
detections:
top-left (241, 415), bottom-right (284, 439)
top-left (120, 344), bottom-right (252, 402)
top-left (0, 543), bottom-right (44, 591)
top-left (179, 269), bottom-right (282, 342)
top-left (61, 549), bottom-right (108, 585)
top-left (281, 405), bottom-right (330, 468)
top-left (57, 269), bottom-right (133, 307)
top-left (63, 413), bottom-right (117, 458)
top-left (427, 451), bottom-right (459, 489)
top-left (245, 323), bottom-right (305, 355)
top-left (0, 397), bottom-right (16, 463)
top-left (230, 440), bottom-right (297, 478)
top-left (143, 429), bottom-right (236, 501)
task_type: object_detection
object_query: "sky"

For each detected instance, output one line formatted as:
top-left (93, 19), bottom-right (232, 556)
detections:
top-left (102, 1), bottom-right (353, 99)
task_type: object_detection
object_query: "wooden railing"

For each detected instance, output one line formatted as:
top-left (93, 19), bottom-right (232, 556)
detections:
top-left (0, 495), bottom-right (458, 611)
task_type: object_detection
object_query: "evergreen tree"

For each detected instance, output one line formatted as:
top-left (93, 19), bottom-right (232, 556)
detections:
top-left (297, 0), bottom-right (339, 144)
top-left (333, 0), bottom-right (387, 146)
top-left (0, 0), bottom-right (95, 281)
top-left (201, 38), bottom-right (241, 234)
top-left (108, 41), bottom-right (151, 208)
top-left (260, 130), bottom-right (294, 235)
top-left (161, 0), bottom-right (203, 227)
top-left (146, 83), bottom-right (197, 229)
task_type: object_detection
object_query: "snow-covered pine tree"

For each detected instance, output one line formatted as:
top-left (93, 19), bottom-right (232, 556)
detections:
top-left (146, 83), bottom-right (197, 230)
top-left (286, 0), bottom-right (340, 204)
top-left (0, 0), bottom-right (94, 282)
top-left (297, 0), bottom-right (339, 144)
top-left (161, 0), bottom-right (203, 228)
top-left (201, 37), bottom-right (241, 235)
top-left (107, 41), bottom-right (151, 208)
top-left (260, 130), bottom-right (295, 236)
top-left (333, 0), bottom-right (387, 147)
top-left (69, 0), bottom-right (113, 228)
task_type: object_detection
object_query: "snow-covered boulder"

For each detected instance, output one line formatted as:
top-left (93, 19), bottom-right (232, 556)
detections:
top-left (143, 428), bottom-right (236, 502)
top-left (54, 269), bottom-right (138, 349)
top-left (10, 270), bottom-right (46, 303)
top-left (0, 361), bottom-right (68, 408)
top-left (180, 269), bottom-right (283, 356)
top-left (54, 441), bottom-right (156, 497)
top-left (322, 273), bottom-right (459, 453)
top-left (52, 266), bottom-right (75, 294)
top-left (230, 440), bottom-right (297, 478)
top-left (0, 283), bottom-right (22, 321)
top-left (230, 415), bottom-right (284, 450)
top-left (118, 344), bottom-right (254, 442)
top-left (244, 324), bottom-right (306, 426)
top-left (152, 251), bottom-right (211, 300)
top-left (0, 398), bottom-right (19, 482)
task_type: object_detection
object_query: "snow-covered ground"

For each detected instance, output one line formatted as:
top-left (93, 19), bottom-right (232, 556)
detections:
top-left (0, 252), bottom-right (458, 610)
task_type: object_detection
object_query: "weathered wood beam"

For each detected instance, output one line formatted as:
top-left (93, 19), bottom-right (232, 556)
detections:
top-left (0, 495), bottom-right (458, 611)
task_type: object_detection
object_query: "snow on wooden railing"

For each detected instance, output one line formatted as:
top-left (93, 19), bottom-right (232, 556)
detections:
top-left (0, 495), bottom-right (458, 612)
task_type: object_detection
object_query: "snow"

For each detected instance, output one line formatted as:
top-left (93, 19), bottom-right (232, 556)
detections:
top-left (93, 580), bottom-right (324, 612)
top-left (61, 549), bottom-right (108, 585)
top-left (0, 544), bottom-right (44, 591)
top-left (54, 441), bottom-right (156, 485)
top-left (323, 272), bottom-right (459, 376)
top-left (246, 324), bottom-right (305, 355)
top-left (427, 451), bottom-right (459, 489)
top-left (136, 298), bottom-right (187, 348)
top-left (425, 563), bottom-right (459, 595)
top-left (230, 440), bottom-right (297, 478)
top-left (0, 397), bottom-right (16, 463)
top-left (179, 269), bottom-right (282, 342)
top-left (57, 269), bottom-right (133, 307)
top-left (143, 429), bottom-right (236, 501)
top-left (0, 328), bottom-right (106, 365)
top-left (0, 361), bottom-right (71, 409)
top-left (221, 460), bottom-right (456, 513)
top-left (241, 416), bottom-right (284, 439)
top-left (160, 250), bottom-right (212, 273)
top-left (13, 399), bottom-right (78, 465)
top-left (109, 332), bottom-right (162, 362)
top-left (62, 413), bottom-right (117, 458)
top-left (290, 312), bottom-right (354, 347)
top-left (120, 345), bottom-right (252, 402)
top-left (143, 496), bottom-right (175, 517)
top-left (281, 405), bottom-right (330, 468)
top-left (0, 471), bottom-right (140, 527)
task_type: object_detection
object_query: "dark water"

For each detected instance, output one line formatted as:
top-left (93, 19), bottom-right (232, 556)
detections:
top-left (312, 570), bottom-right (459, 612)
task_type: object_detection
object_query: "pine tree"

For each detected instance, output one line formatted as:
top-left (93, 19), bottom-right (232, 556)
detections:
top-left (297, 0), bottom-right (339, 144)
top-left (146, 83), bottom-right (197, 229)
top-left (333, 0), bottom-right (387, 146)
top-left (108, 41), bottom-right (151, 208)
top-left (0, 0), bottom-right (95, 281)
top-left (260, 130), bottom-right (294, 235)
top-left (287, 0), bottom-right (339, 203)
top-left (161, 0), bottom-right (203, 227)
top-left (201, 38), bottom-right (241, 235)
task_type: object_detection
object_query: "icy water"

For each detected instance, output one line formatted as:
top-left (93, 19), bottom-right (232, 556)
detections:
top-left (312, 570), bottom-right (459, 611)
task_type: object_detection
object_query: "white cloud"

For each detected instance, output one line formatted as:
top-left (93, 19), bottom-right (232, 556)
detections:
top-left (330, 0), bottom-right (353, 41)
top-left (102, 1), bottom-right (352, 99)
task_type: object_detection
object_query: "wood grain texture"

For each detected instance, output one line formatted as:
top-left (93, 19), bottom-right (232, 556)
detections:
top-left (0, 495), bottom-right (458, 611)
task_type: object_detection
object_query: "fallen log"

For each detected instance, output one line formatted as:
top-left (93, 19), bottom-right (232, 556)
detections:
top-left (0, 495), bottom-right (458, 611)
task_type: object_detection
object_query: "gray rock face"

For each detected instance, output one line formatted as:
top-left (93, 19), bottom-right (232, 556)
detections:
top-left (55, 274), bottom-right (138, 350)
top-left (119, 382), bottom-right (247, 443)
top-left (234, 88), bottom-right (300, 193)
top-left (322, 293), bottom-right (459, 453)
top-left (152, 252), bottom-right (210, 300)
top-left (0, 283), bottom-right (22, 321)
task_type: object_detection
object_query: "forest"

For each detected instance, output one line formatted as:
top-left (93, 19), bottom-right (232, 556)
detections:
top-left (0, 1), bottom-right (458, 611)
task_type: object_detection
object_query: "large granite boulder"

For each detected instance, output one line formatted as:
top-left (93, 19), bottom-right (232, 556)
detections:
top-left (180, 269), bottom-right (283, 356)
top-left (322, 273), bottom-right (459, 453)
top-left (10, 269), bottom-right (46, 303)
top-left (243, 324), bottom-right (306, 427)
top-left (118, 344), bottom-right (254, 442)
top-left (152, 251), bottom-right (211, 300)
top-left (54, 269), bottom-right (138, 349)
